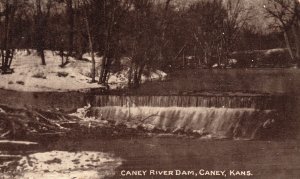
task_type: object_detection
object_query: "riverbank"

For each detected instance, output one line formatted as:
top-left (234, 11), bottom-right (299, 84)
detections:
top-left (0, 50), bottom-right (167, 92)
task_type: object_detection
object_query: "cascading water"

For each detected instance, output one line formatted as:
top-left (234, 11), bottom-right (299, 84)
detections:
top-left (90, 94), bottom-right (285, 109)
top-left (87, 94), bottom-right (286, 140)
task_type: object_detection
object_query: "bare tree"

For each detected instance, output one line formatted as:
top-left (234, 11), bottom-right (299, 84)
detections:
top-left (125, 0), bottom-right (160, 88)
top-left (82, 0), bottom-right (96, 82)
top-left (158, 0), bottom-right (172, 62)
top-left (34, 0), bottom-right (53, 65)
top-left (99, 0), bottom-right (118, 84)
top-left (73, 0), bottom-right (85, 60)
top-left (66, 0), bottom-right (74, 60)
top-left (58, 0), bottom-right (75, 67)
top-left (99, 0), bottom-right (115, 84)
top-left (0, 0), bottom-right (18, 74)
top-left (222, 0), bottom-right (253, 63)
top-left (98, 0), bottom-right (132, 85)
top-left (188, 0), bottom-right (227, 67)
top-left (264, 0), bottom-right (300, 63)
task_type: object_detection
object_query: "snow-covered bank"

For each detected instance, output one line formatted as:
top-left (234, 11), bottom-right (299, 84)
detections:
top-left (0, 50), bottom-right (167, 92)
top-left (2, 151), bottom-right (122, 179)
top-left (0, 50), bottom-right (101, 92)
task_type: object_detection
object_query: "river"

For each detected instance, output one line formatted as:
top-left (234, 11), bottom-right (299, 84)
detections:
top-left (1, 69), bottom-right (300, 178)
top-left (3, 137), bottom-right (300, 179)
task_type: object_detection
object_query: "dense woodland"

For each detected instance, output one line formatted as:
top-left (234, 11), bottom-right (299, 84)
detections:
top-left (0, 0), bottom-right (300, 88)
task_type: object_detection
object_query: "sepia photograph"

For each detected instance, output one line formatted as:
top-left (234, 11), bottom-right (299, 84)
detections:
top-left (0, 0), bottom-right (300, 178)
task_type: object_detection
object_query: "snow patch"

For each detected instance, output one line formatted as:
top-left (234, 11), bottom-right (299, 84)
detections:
top-left (11, 151), bottom-right (122, 179)
top-left (0, 107), bottom-right (5, 113)
top-left (108, 68), bottom-right (167, 89)
top-left (69, 104), bottom-right (97, 121)
top-left (265, 48), bottom-right (286, 56)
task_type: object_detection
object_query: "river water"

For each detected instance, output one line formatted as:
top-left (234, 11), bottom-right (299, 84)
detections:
top-left (74, 138), bottom-right (300, 179)
top-left (1, 69), bottom-right (300, 178)
top-left (5, 137), bottom-right (298, 179)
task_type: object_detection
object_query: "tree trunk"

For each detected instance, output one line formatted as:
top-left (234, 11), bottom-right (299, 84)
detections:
top-left (182, 50), bottom-right (185, 67)
top-left (99, 0), bottom-right (107, 84)
top-left (2, 1), bottom-right (10, 71)
top-left (36, 0), bottom-right (46, 65)
top-left (66, 0), bottom-right (74, 59)
top-left (99, 0), bottom-right (116, 85)
top-left (133, 65), bottom-right (139, 89)
top-left (159, 0), bottom-right (171, 64)
top-left (204, 50), bottom-right (208, 65)
top-left (99, 42), bottom-right (112, 85)
top-left (292, 24), bottom-right (300, 62)
top-left (84, 15), bottom-right (96, 82)
top-left (8, 49), bottom-right (14, 67)
top-left (132, 62), bottom-right (146, 89)
top-left (1, 0), bottom-right (16, 73)
top-left (283, 30), bottom-right (295, 61)
top-left (128, 61), bottom-right (133, 88)
top-left (40, 50), bottom-right (46, 65)
top-left (137, 63), bottom-right (146, 84)
top-left (82, 1), bottom-right (96, 82)
top-left (74, 1), bottom-right (83, 60)
top-left (103, 56), bottom-right (114, 83)
top-left (99, 57), bottom-right (106, 84)
top-left (1, 50), bottom-right (4, 69)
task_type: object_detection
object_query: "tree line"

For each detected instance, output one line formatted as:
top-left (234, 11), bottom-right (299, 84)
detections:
top-left (0, 0), bottom-right (297, 88)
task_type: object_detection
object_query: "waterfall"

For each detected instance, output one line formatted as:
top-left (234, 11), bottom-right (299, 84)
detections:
top-left (91, 95), bottom-right (285, 109)
top-left (86, 94), bottom-right (287, 139)
top-left (88, 106), bottom-right (279, 140)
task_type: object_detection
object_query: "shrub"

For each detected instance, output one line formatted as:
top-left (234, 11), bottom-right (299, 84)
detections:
top-left (57, 71), bottom-right (69, 77)
top-left (32, 72), bottom-right (46, 79)
top-left (16, 81), bottom-right (25, 85)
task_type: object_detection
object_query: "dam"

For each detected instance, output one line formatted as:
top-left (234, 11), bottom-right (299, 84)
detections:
top-left (87, 93), bottom-right (288, 140)
top-left (89, 93), bottom-right (286, 109)
top-left (0, 89), bottom-right (290, 140)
